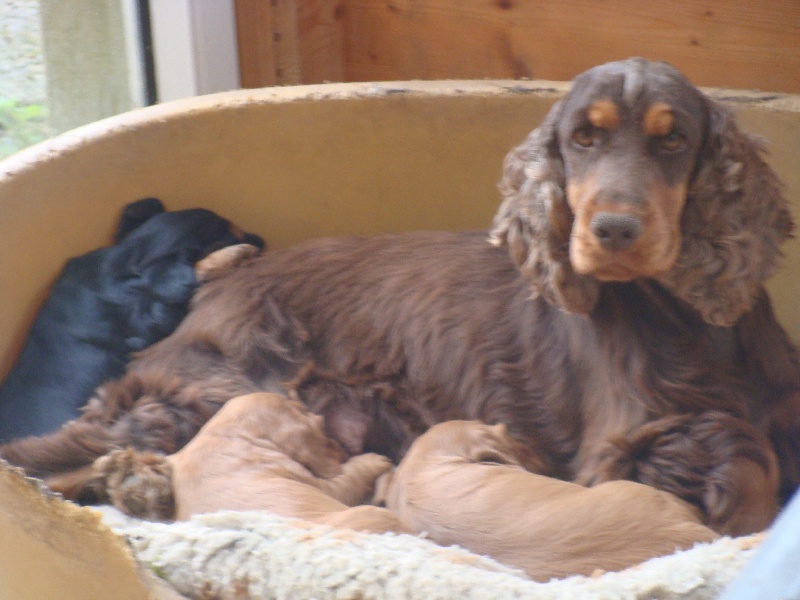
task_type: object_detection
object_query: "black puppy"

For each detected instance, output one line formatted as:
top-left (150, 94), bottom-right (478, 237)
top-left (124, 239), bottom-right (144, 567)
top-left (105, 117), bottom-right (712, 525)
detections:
top-left (0, 198), bottom-right (264, 443)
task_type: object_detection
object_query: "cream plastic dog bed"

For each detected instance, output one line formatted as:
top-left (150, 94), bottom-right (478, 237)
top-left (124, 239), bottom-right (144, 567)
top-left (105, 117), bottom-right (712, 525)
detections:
top-left (1, 81), bottom-right (799, 599)
top-left (0, 459), bottom-right (767, 600)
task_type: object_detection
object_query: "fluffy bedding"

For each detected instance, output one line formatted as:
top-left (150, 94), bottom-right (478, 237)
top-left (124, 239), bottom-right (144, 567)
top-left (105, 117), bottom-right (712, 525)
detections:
top-left (97, 506), bottom-right (762, 600)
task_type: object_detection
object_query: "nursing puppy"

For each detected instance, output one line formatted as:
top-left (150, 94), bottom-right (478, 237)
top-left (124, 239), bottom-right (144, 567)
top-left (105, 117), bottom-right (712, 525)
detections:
top-left (94, 392), bottom-right (410, 535)
top-left (378, 420), bottom-right (719, 581)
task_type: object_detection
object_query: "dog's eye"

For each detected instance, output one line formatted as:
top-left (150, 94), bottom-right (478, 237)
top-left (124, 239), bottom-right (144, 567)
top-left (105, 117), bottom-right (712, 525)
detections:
top-left (659, 130), bottom-right (686, 152)
top-left (571, 126), bottom-right (596, 148)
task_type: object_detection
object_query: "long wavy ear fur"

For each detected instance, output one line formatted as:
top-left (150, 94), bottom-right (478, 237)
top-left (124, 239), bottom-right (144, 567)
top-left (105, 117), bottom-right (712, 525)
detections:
top-left (489, 101), bottom-right (601, 314)
top-left (657, 99), bottom-right (794, 326)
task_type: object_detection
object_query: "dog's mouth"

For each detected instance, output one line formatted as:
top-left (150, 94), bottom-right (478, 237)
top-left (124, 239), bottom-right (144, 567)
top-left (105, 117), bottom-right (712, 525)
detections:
top-left (571, 241), bottom-right (680, 282)
top-left (590, 262), bottom-right (640, 281)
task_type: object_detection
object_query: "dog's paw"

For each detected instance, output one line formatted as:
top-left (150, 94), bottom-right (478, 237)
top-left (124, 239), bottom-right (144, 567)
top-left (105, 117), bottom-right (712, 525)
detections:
top-left (93, 448), bottom-right (175, 521)
top-left (194, 243), bottom-right (261, 282)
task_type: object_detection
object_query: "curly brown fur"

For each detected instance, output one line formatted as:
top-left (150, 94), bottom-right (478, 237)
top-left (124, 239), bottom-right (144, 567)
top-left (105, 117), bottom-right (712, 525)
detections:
top-left (592, 411), bottom-right (779, 536)
top-left (2, 59), bottom-right (798, 536)
top-left (379, 421), bottom-right (719, 581)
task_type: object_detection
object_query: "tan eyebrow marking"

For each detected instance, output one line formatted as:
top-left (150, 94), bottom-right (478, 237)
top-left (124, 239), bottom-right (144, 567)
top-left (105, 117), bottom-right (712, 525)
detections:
top-left (643, 102), bottom-right (675, 136)
top-left (587, 99), bottom-right (621, 130)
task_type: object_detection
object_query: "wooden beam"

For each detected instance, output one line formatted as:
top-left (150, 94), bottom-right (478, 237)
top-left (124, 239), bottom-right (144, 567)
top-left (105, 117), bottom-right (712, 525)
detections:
top-left (295, 0), bottom-right (345, 83)
top-left (235, 0), bottom-right (800, 92)
top-left (234, 0), bottom-right (279, 87)
top-left (234, 0), bottom-right (300, 86)
top-left (234, 0), bottom-right (344, 87)
top-left (341, 0), bottom-right (800, 92)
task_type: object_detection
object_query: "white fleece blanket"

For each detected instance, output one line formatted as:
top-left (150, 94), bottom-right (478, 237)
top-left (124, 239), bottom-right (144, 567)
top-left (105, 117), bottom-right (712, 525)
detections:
top-left (96, 506), bottom-right (762, 600)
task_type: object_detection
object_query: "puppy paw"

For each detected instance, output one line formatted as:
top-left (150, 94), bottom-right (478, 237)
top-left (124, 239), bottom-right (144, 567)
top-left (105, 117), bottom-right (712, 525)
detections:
top-left (325, 453), bottom-right (395, 506)
top-left (93, 448), bottom-right (175, 521)
top-left (194, 243), bottom-right (261, 282)
top-left (371, 470), bottom-right (394, 507)
top-left (345, 453), bottom-right (394, 479)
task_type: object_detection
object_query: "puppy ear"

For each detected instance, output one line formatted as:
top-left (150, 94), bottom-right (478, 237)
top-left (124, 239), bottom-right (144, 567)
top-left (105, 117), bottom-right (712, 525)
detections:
top-left (280, 411), bottom-right (345, 479)
top-left (490, 101), bottom-right (601, 314)
top-left (657, 99), bottom-right (794, 326)
top-left (465, 423), bottom-right (523, 467)
top-left (114, 197), bottom-right (165, 242)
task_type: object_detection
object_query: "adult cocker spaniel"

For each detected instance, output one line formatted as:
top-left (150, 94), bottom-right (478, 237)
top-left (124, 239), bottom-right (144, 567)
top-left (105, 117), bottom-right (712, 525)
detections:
top-left (3, 58), bottom-right (798, 536)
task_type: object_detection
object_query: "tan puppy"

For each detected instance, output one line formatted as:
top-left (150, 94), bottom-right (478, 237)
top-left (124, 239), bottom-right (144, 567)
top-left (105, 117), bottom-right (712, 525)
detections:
top-left (378, 420), bottom-right (719, 581)
top-left (94, 392), bottom-right (409, 534)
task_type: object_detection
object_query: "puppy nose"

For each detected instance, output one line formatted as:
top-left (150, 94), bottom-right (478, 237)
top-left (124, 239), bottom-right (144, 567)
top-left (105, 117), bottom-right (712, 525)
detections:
top-left (590, 212), bottom-right (642, 250)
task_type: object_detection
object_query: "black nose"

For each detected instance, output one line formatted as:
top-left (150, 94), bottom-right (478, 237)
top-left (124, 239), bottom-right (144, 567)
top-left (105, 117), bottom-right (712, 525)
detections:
top-left (590, 212), bottom-right (643, 250)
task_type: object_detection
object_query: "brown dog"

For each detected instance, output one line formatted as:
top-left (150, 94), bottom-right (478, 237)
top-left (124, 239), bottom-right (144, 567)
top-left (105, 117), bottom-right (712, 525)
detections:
top-left (377, 420), bottom-right (719, 581)
top-left (4, 59), bottom-right (797, 537)
top-left (94, 392), bottom-right (410, 534)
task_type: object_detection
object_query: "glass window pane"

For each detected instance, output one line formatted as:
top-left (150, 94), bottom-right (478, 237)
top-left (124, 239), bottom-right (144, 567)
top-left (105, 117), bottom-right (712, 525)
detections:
top-left (0, 0), bottom-right (147, 159)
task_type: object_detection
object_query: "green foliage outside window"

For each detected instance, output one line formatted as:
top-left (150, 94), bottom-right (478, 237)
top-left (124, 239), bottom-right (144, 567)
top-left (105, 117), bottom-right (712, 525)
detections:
top-left (0, 97), bottom-right (50, 159)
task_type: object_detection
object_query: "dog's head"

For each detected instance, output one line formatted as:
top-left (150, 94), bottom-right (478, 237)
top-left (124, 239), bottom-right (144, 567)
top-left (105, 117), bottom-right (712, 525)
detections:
top-left (210, 393), bottom-right (345, 479)
top-left (103, 198), bottom-right (265, 349)
top-left (556, 60), bottom-right (707, 282)
top-left (110, 198), bottom-right (264, 296)
top-left (406, 420), bottom-right (524, 467)
top-left (491, 58), bottom-right (793, 326)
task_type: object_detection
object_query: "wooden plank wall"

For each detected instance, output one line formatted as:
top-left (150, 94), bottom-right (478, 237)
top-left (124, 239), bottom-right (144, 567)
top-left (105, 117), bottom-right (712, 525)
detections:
top-left (235, 0), bottom-right (800, 93)
top-left (235, 0), bottom-right (345, 86)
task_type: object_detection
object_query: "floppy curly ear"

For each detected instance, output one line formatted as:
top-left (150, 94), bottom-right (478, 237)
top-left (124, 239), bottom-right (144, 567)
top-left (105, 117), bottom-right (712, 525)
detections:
top-left (489, 101), bottom-right (601, 314)
top-left (657, 99), bottom-right (794, 327)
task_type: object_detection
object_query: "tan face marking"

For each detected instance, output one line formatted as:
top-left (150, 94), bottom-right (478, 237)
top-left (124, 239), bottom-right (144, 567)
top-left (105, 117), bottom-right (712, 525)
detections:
top-left (587, 99), bottom-right (620, 130)
top-left (566, 174), bottom-right (687, 280)
top-left (643, 103), bottom-right (674, 136)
